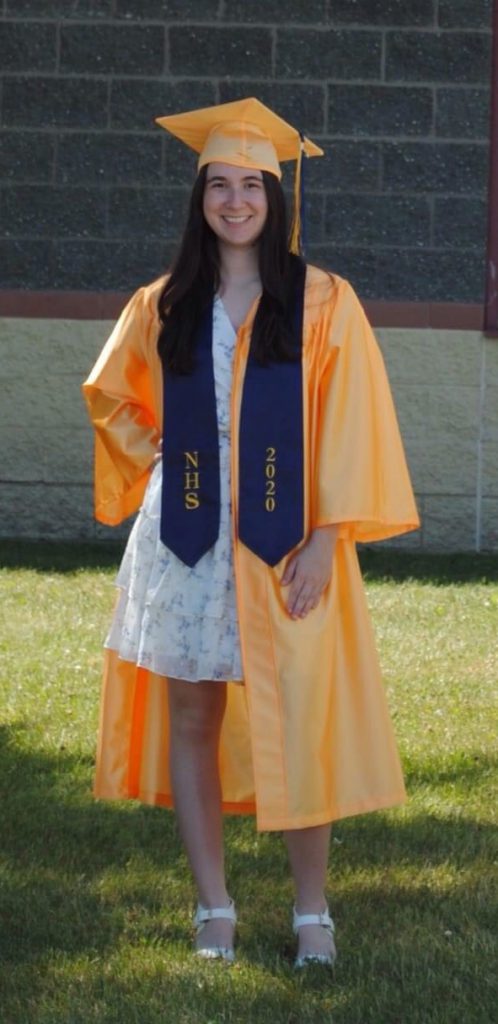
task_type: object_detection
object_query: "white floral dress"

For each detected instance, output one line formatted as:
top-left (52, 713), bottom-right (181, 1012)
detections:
top-left (105, 296), bottom-right (243, 682)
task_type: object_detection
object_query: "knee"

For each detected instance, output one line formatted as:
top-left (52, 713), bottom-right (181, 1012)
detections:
top-left (168, 686), bottom-right (226, 745)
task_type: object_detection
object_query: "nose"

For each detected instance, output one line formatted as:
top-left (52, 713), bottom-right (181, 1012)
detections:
top-left (224, 185), bottom-right (246, 208)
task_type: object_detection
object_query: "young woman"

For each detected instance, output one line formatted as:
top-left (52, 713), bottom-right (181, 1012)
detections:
top-left (83, 98), bottom-right (419, 968)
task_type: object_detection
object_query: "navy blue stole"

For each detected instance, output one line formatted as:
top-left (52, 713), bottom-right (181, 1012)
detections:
top-left (160, 262), bottom-right (306, 567)
top-left (160, 304), bottom-right (220, 567)
top-left (238, 260), bottom-right (306, 565)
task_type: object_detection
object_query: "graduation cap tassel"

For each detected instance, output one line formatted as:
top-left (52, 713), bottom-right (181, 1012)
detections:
top-left (289, 134), bottom-right (306, 257)
top-left (299, 132), bottom-right (307, 256)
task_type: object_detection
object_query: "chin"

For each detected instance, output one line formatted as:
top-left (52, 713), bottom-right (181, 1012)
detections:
top-left (221, 234), bottom-right (259, 249)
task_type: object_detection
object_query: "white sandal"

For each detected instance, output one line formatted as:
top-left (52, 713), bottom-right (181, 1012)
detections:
top-left (293, 904), bottom-right (337, 969)
top-left (193, 899), bottom-right (237, 963)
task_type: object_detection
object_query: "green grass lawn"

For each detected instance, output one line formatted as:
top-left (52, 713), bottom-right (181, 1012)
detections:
top-left (1, 541), bottom-right (497, 1024)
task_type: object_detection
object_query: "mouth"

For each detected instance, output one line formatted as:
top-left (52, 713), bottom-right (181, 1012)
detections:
top-left (222, 215), bottom-right (251, 224)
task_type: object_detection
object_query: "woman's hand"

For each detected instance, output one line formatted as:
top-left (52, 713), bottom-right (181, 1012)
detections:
top-left (281, 525), bottom-right (338, 619)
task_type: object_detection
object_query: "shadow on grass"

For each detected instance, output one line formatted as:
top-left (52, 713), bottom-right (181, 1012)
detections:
top-left (1, 721), bottom-right (497, 969)
top-left (0, 539), bottom-right (125, 573)
top-left (1, 539), bottom-right (498, 583)
top-left (359, 546), bottom-right (498, 584)
top-left (0, 721), bottom-right (186, 967)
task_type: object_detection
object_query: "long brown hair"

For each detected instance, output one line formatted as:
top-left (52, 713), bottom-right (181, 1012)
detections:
top-left (157, 166), bottom-right (305, 373)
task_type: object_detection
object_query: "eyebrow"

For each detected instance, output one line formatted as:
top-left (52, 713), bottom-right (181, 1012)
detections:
top-left (206, 174), bottom-right (263, 183)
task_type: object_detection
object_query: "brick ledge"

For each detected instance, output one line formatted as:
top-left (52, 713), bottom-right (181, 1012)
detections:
top-left (0, 290), bottom-right (485, 330)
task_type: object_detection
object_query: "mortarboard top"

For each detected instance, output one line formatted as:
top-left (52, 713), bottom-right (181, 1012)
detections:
top-left (155, 96), bottom-right (323, 179)
top-left (155, 96), bottom-right (324, 254)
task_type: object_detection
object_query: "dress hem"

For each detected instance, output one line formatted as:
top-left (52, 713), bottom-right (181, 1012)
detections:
top-left (103, 645), bottom-right (244, 684)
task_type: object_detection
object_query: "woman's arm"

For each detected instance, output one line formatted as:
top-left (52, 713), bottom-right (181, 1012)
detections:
top-left (82, 286), bottom-right (160, 525)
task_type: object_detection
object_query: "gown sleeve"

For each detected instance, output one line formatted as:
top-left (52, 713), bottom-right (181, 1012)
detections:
top-left (314, 277), bottom-right (420, 543)
top-left (82, 286), bottom-right (161, 526)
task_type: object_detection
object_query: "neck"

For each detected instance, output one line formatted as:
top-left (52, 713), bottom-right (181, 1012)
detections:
top-left (218, 242), bottom-right (260, 287)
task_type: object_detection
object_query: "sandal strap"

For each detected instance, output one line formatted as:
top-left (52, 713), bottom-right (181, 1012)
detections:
top-left (293, 905), bottom-right (335, 935)
top-left (195, 946), bottom-right (235, 963)
top-left (194, 899), bottom-right (237, 931)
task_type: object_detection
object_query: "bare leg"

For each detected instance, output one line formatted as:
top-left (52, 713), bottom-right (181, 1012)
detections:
top-left (283, 824), bottom-right (336, 959)
top-left (167, 677), bottom-right (234, 951)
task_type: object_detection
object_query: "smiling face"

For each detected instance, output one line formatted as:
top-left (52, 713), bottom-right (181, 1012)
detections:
top-left (202, 162), bottom-right (269, 250)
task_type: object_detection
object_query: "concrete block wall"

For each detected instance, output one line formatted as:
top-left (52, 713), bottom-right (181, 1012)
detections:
top-left (1, 315), bottom-right (497, 552)
top-left (376, 328), bottom-right (498, 552)
top-left (0, 0), bottom-right (492, 300)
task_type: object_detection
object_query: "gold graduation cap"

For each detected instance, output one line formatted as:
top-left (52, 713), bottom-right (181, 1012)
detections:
top-left (155, 96), bottom-right (324, 255)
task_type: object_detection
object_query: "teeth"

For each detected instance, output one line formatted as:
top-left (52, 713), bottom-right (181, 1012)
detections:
top-left (224, 216), bottom-right (250, 223)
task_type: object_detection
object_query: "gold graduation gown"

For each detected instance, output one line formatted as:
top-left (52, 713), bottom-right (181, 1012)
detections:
top-left (83, 266), bottom-right (419, 831)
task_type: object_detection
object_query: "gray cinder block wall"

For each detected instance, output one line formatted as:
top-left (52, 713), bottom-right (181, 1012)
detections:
top-left (0, 0), bottom-right (496, 551)
top-left (0, 0), bottom-right (492, 300)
